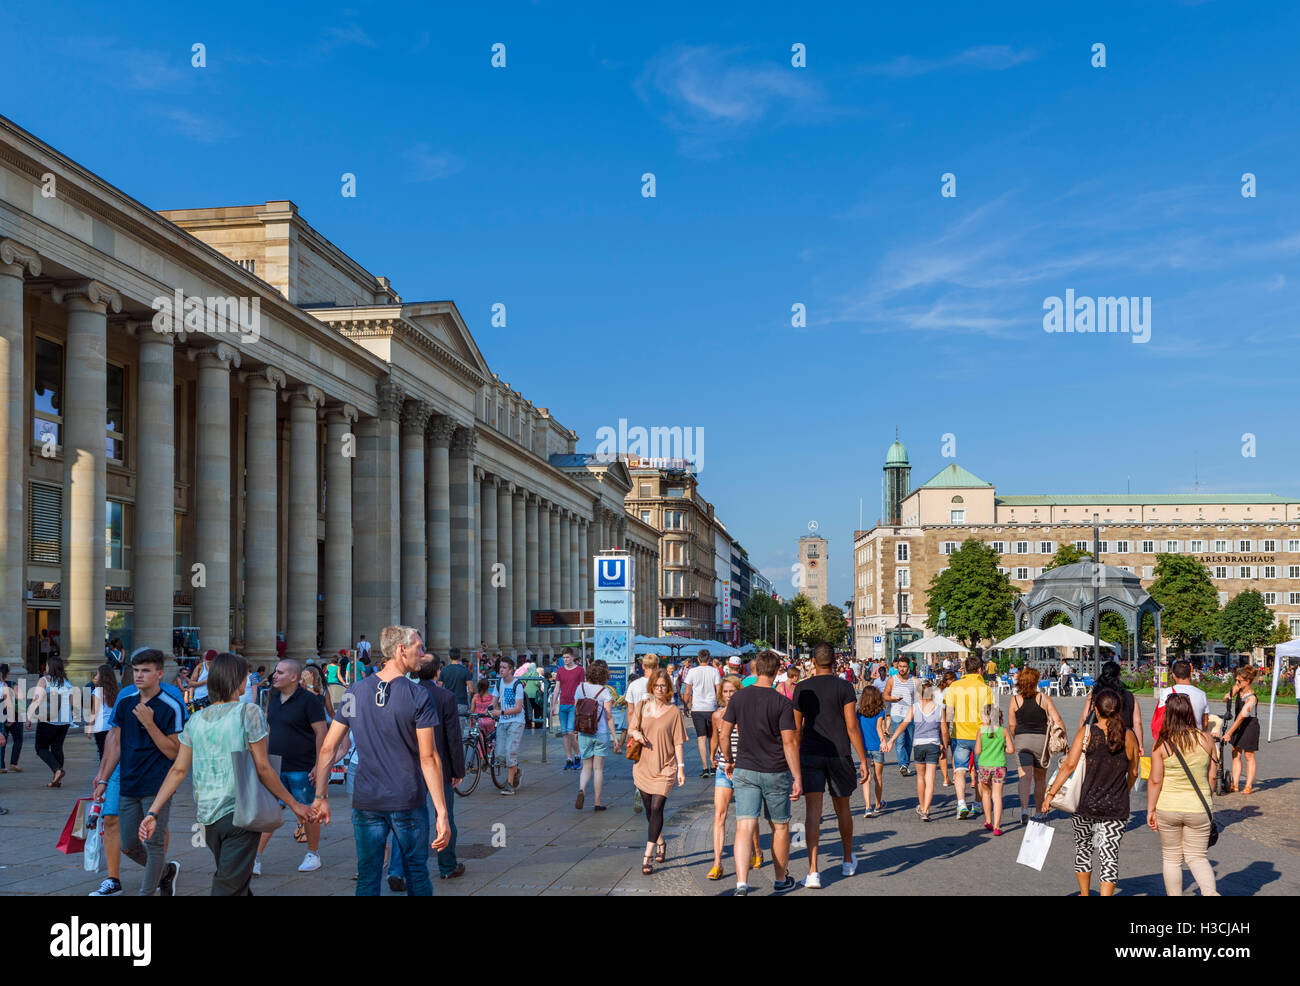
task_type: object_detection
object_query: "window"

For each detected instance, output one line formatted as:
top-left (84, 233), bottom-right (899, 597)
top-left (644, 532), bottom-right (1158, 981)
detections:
top-left (1290, 566), bottom-right (1300, 579)
top-left (1014, 567), bottom-right (1030, 580)
top-left (1039, 540), bottom-right (1054, 554)
top-left (951, 495), bottom-right (964, 503)
top-left (1289, 593), bottom-right (1300, 606)
top-left (664, 571), bottom-right (683, 595)
top-left (941, 541), bottom-right (959, 555)
top-left (28, 482), bottom-right (61, 564)
top-left (666, 487), bottom-right (685, 498)
top-left (990, 541), bottom-right (1006, 553)
top-left (105, 500), bottom-right (126, 570)
top-left (997, 567), bottom-right (1009, 576)
top-left (896, 543), bottom-right (909, 562)
top-left (805, 544), bottom-right (819, 558)
top-left (1188, 539), bottom-right (1204, 553)
top-left (664, 510), bottom-right (684, 530)
top-left (1238, 540), bottom-right (1253, 552)
top-left (1141, 540), bottom-right (1155, 553)
top-left (950, 509), bottom-right (965, 524)
top-left (33, 336), bottom-right (63, 447)
top-left (1264, 592), bottom-right (1278, 605)
top-left (899, 594), bottom-right (909, 614)
top-left (897, 569), bottom-right (910, 589)
top-left (1217, 592), bottom-right (1229, 606)
top-left (1289, 540), bottom-right (1300, 553)
top-left (638, 483), bottom-right (651, 497)
top-left (1264, 566), bottom-right (1277, 579)
top-left (1142, 565), bottom-right (1154, 578)
top-left (106, 363), bottom-right (125, 462)
top-left (1239, 566), bottom-right (1253, 579)
top-left (1014, 541), bottom-right (1029, 554)
top-left (1213, 566), bottom-right (1228, 579)
top-left (1097, 540), bottom-right (1110, 554)
top-left (1263, 539), bottom-right (1277, 552)
top-left (1164, 540), bottom-right (1180, 553)
top-left (1213, 539), bottom-right (1228, 553)
top-left (1290, 618), bottom-right (1300, 637)
top-left (1114, 540), bottom-right (1129, 553)
top-left (1074, 540), bottom-right (1089, 552)
top-left (640, 510), bottom-right (650, 524)
top-left (665, 541), bottom-right (684, 565)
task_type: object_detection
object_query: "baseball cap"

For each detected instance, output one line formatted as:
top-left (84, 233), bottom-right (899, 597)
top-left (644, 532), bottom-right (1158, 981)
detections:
top-left (727, 656), bottom-right (742, 667)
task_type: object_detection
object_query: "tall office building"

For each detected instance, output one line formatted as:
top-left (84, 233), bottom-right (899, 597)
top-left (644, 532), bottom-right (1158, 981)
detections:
top-left (797, 534), bottom-right (829, 607)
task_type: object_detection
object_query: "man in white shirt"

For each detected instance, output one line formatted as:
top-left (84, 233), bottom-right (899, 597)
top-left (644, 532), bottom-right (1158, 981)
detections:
top-left (1157, 659), bottom-right (1209, 731)
top-left (356, 635), bottom-right (371, 664)
top-left (682, 650), bottom-right (722, 776)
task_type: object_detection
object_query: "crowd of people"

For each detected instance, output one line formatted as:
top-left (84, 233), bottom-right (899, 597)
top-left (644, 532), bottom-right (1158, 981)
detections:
top-left (0, 628), bottom-right (1291, 896)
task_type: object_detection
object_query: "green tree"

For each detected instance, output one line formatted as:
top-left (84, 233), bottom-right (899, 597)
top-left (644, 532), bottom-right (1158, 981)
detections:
top-left (788, 594), bottom-right (821, 648)
top-left (1216, 590), bottom-right (1274, 654)
top-left (1043, 544), bottom-right (1092, 571)
top-left (924, 539), bottom-right (1019, 649)
top-left (1266, 616), bottom-right (1293, 648)
top-left (817, 604), bottom-right (848, 648)
top-left (1148, 554), bottom-right (1219, 657)
top-left (738, 591), bottom-right (783, 644)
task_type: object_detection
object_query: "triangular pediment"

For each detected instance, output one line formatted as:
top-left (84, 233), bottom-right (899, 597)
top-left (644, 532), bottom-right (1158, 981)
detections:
top-left (403, 301), bottom-right (492, 381)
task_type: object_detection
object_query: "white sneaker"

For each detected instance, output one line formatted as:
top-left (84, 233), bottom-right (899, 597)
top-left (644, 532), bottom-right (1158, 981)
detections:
top-left (842, 855), bottom-right (858, 877)
top-left (802, 871), bottom-right (822, 889)
top-left (298, 851), bottom-right (321, 872)
top-left (252, 855), bottom-right (262, 877)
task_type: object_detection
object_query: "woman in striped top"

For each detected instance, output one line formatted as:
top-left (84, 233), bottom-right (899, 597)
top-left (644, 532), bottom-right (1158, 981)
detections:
top-left (707, 676), bottom-right (760, 880)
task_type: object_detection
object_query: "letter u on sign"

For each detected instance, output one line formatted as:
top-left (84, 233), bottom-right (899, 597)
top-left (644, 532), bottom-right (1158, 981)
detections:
top-left (597, 558), bottom-right (627, 588)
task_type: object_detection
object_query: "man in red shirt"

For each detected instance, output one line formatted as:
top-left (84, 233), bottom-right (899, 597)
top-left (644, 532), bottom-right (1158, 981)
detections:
top-left (551, 648), bottom-right (586, 770)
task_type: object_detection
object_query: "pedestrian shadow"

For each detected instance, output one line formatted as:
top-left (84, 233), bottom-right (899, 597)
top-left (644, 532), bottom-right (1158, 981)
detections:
top-left (1215, 860), bottom-right (1281, 896)
top-left (1247, 775), bottom-right (1295, 792)
top-left (861, 829), bottom-right (985, 876)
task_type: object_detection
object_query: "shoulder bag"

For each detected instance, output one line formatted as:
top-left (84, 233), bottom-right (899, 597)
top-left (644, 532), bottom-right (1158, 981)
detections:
top-left (625, 700), bottom-right (644, 762)
top-left (1047, 727), bottom-right (1090, 814)
top-left (1168, 741), bottom-right (1219, 847)
top-left (231, 706), bottom-right (285, 833)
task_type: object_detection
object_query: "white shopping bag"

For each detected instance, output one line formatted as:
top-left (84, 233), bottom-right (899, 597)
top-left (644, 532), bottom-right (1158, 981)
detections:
top-left (83, 820), bottom-right (104, 873)
top-left (1016, 819), bottom-right (1054, 871)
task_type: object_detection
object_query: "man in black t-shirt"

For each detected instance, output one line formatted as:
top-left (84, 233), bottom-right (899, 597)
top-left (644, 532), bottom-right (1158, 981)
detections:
top-left (438, 648), bottom-right (473, 719)
top-left (792, 643), bottom-right (868, 888)
top-left (257, 659), bottom-right (327, 875)
top-left (720, 650), bottom-right (802, 897)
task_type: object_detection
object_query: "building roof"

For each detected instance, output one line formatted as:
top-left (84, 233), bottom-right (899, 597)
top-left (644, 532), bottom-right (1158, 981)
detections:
top-left (885, 440), bottom-right (909, 467)
top-left (995, 493), bottom-right (1299, 506)
top-left (917, 464), bottom-right (993, 489)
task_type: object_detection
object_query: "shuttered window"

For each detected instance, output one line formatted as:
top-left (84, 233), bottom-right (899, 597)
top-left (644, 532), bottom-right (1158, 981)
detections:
top-left (28, 482), bottom-right (61, 564)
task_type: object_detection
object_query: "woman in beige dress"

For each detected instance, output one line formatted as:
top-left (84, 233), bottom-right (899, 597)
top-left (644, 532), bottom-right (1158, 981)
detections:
top-left (629, 669), bottom-right (687, 875)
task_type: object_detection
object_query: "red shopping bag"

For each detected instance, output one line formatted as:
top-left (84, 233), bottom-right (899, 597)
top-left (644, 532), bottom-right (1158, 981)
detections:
top-left (56, 798), bottom-right (90, 855)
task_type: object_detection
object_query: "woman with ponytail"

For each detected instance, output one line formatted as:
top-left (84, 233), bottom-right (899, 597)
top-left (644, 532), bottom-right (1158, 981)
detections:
top-left (1044, 687), bottom-right (1140, 896)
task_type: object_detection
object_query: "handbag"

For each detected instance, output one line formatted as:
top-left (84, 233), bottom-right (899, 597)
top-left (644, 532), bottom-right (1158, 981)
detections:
top-left (1048, 716), bottom-right (1068, 755)
top-left (625, 700), bottom-right (644, 763)
top-left (231, 707), bottom-right (285, 833)
top-left (1046, 737), bottom-right (1087, 814)
top-left (1169, 742), bottom-right (1219, 847)
top-left (1016, 819), bottom-right (1054, 871)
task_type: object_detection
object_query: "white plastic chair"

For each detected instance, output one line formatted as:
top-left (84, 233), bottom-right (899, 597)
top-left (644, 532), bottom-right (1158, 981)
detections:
top-left (1045, 679), bottom-right (1060, 696)
top-left (1071, 679), bottom-right (1088, 696)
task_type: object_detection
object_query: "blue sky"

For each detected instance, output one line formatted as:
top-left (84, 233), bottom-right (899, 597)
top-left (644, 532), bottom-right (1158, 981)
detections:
top-left (6, 0), bottom-right (1299, 606)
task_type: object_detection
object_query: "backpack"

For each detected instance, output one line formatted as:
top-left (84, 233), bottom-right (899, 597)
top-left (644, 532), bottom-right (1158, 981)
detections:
top-left (574, 683), bottom-right (603, 735)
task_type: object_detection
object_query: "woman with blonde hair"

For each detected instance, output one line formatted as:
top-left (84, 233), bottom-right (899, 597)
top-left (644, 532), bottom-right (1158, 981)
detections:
top-left (1008, 666), bottom-right (1066, 823)
top-left (628, 668), bottom-right (687, 875)
top-left (706, 676), bottom-right (760, 879)
top-left (1226, 666), bottom-right (1259, 794)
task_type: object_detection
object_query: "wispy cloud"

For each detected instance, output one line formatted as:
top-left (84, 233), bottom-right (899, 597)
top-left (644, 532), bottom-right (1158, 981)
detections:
top-left (63, 37), bottom-right (190, 91)
top-left (859, 45), bottom-right (1036, 78)
top-left (636, 44), bottom-right (824, 156)
top-left (147, 106), bottom-right (235, 143)
top-left (318, 24), bottom-right (377, 54)
top-left (404, 143), bottom-right (464, 181)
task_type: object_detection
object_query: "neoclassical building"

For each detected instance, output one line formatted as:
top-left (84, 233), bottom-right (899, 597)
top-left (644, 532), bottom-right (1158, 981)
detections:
top-left (0, 115), bottom-right (657, 677)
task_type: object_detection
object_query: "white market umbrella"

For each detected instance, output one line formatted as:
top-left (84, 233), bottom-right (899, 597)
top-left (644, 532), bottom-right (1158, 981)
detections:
top-left (1022, 623), bottom-right (1118, 651)
top-left (990, 628), bottom-right (1040, 651)
top-left (900, 635), bottom-right (969, 654)
top-left (1267, 638), bottom-right (1300, 741)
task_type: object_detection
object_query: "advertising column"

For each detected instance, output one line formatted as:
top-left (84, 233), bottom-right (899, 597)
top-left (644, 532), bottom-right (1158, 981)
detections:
top-left (594, 554), bottom-right (635, 727)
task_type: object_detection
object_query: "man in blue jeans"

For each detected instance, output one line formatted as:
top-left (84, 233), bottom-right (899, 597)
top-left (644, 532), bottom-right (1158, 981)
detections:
top-left (314, 626), bottom-right (450, 896)
top-left (882, 656), bottom-right (917, 777)
top-left (388, 654), bottom-right (466, 889)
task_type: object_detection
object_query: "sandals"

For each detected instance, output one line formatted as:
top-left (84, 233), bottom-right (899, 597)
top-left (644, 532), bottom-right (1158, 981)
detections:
top-left (750, 852), bottom-right (763, 869)
top-left (642, 852), bottom-right (654, 875)
top-left (294, 821), bottom-right (307, 843)
top-left (655, 842), bottom-right (666, 863)
top-left (575, 791), bottom-right (585, 810)
top-left (706, 865), bottom-right (723, 880)
top-left (47, 770), bottom-right (65, 788)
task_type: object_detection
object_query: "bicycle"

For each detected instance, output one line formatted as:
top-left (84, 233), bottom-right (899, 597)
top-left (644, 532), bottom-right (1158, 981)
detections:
top-left (458, 713), bottom-right (514, 795)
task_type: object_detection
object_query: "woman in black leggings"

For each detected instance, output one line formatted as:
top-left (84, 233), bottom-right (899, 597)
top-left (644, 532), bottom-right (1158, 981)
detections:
top-left (0, 665), bottom-right (22, 772)
top-left (628, 671), bottom-right (688, 874)
top-left (26, 657), bottom-right (74, 786)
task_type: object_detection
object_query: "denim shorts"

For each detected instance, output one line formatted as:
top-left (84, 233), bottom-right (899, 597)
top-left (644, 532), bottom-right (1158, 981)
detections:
top-left (280, 770), bottom-right (313, 805)
top-left (497, 720), bottom-right (524, 766)
top-left (714, 765), bottom-right (733, 790)
top-left (578, 733), bottom-right (611, 759)
top-left (732, 768), bottom-right (792, 824)
top-left (102, 764), bottom-right (121, 817)
top-left (951, 738), bottom-right (977, 770)
top-left (913, 743), bottom-right (941, 766)
top-left (558, 704), bottom-right (575, 734)
top-left (865, 750), bottom-right (885, 765)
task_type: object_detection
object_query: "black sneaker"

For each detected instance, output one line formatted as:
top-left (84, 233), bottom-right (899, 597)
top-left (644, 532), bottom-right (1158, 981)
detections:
top-left (157, 861), bottom-right (180, 897)
top-left (387, 874), bottom-right (406, 893)
top-left (772, 876), bottom-right (797, 894)
top-left (89, 877), bottom-right (122, 897)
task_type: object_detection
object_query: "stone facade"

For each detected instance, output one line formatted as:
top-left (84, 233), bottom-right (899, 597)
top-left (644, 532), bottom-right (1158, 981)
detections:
top-left (797, 534), bottom-right (828, 606)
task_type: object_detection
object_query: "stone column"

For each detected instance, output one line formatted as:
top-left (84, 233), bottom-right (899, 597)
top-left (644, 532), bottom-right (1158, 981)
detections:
top-left (497, 482), bottom-right (514, 653)
top-left (525, 493), bottom-right (540, 655)
top-left (512, 487), bottom-right (527, 655)
top-left (323, 404), bottom-right (357, 657)
top-left (569, 513), bottom-right (581, 611)
top-left (479, 472), bottom-right (498, 651)
top-left (549, 505), bottom-right (562, 644)
top-left (400, 400), bottom-right (432, 636)
top-left (557, 511), bottom-right (571, 611)
top-left (426, 415), bottom-right (456, 652)
top-left (287, 386), bottom-right (323, 662)
top-left (579, 517), bottom-right (590, 610)
top-left (353, 380), bottom-right (403, 645)
top-left (52, 281), bottom-right (120, 675)
top-left (242, 366), bottom-right (284, 664)
top-left (0, 241), bottom-right (38, 666)
top-left (188, 341), bottom-right (239, 656)
top-left (449, 427), bottom-right (477, 653)
top-left (537, 499), bottom-right (552, 657)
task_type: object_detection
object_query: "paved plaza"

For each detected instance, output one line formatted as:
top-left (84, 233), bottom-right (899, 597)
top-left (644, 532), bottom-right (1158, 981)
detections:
top-left (2, 694), bottom-right (1297, 896)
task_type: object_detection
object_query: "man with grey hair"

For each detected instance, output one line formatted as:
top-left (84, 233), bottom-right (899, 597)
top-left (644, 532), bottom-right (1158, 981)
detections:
top-left (314, 626), bottom-right (450, 896)
top-left (255, 657), bottom-right (327, 876)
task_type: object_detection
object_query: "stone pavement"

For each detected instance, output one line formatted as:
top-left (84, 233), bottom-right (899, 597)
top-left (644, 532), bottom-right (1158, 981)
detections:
top-left (1, 694), bottom-right (1296, 896)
